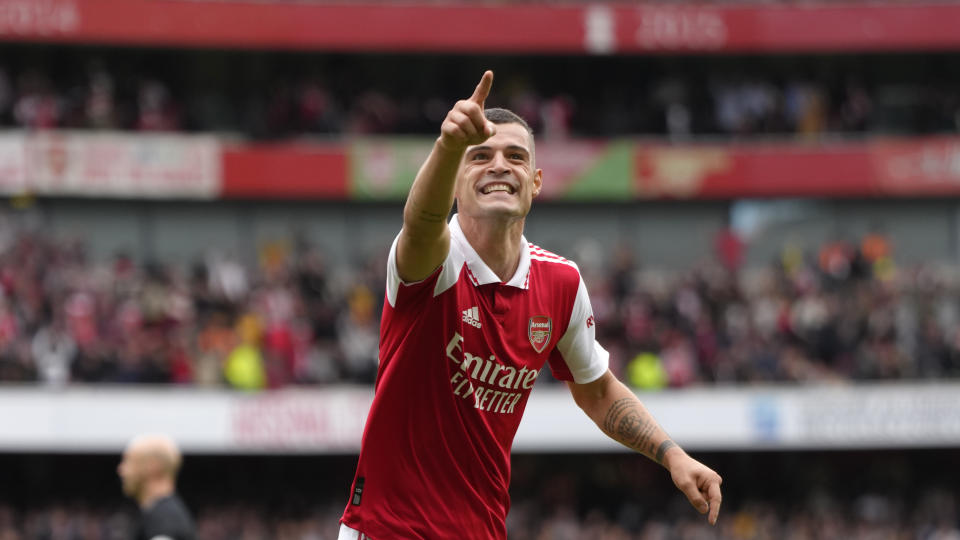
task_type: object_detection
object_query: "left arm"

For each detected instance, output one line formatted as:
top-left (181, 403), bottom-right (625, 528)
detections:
top-left (568, 370), bottom-right (723, 525)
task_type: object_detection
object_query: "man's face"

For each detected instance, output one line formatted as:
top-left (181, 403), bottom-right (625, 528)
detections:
top-left (455, 122), bottom-right (542, 220)
top-left (117, 448), bottom-right (145, 498)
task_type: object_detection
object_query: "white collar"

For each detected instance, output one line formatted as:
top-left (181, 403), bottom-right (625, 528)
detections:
top-left (450, 214), bottom-right (530, 289)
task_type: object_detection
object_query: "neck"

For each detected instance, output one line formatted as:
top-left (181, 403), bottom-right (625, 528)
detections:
top-left (138, 479), bottom-right (175, 509)
top-left (458, 214), bottom-right (525, 282)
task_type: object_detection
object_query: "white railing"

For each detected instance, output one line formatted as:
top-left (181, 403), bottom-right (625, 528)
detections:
top-left (1, 381), bottom-right (959, 453)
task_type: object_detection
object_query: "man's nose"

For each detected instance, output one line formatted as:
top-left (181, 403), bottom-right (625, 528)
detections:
top-left (486, 152), bottom-right (509, 175)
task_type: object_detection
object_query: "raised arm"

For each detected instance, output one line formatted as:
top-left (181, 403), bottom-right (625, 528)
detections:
top-left (568, 370), bottom-right (723, 525)
top-left (396, 71), bottom-right (496, 282)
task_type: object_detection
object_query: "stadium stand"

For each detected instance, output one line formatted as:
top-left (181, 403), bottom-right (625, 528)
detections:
top-left (0, 49), bottom-right (957, 138)
top-left (1, 223), bottom-right (959, 389)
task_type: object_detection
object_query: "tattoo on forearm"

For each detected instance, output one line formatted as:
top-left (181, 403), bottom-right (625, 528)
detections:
top-left (655, 440), bottom-right (678, 465)
top-left (601, 397), bottom-right (660, 457)
top-left (417, 210), bottom-right (446, 223)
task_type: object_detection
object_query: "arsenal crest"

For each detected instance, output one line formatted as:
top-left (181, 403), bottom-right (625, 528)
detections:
top-left (528, 315), bottom-right (552, 353)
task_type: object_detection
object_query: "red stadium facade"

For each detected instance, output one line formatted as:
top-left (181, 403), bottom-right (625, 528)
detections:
top-left (2, 0), bottom-right (960, 53)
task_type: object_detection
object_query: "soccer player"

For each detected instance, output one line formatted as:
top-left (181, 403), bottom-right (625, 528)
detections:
top-left (118, 433), bottom-right (196, 540)
top-left (339, 71), bottom-right (722, 539)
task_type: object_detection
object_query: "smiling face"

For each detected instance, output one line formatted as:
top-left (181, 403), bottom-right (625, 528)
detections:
top-left (455, 122), bottom-right (542, 221)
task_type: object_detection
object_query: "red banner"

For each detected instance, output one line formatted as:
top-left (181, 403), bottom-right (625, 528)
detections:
top-left (635, 137), bottom-right (960, 200)
top-left (635, 142), bottom-right (874, 199)
top-left (222, 143), bottom-right (347, 199)
top-left (1, 0), bottom-right (959, 53)
top-left (871, 138), bottom-right (960, 196)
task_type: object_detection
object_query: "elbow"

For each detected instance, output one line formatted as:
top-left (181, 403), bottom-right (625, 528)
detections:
top-left (566, 382), bottom-right (590, 411)
top-left (569, 386), bottom-right (591, 412)
top-left (572, 389), bottom-right (607, 426)
top-left (567, 370), bottom-right (614, 413)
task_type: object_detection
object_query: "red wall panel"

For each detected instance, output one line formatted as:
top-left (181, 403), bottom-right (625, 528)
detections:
top-left (2, 0), bottom-right (959, 53)
top-left (221, 143), bottom-right (347, 199)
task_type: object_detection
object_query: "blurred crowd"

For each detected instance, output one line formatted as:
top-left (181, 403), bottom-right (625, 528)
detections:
top-left (5, 496), bottom-right (960, 540)
top-left (0, 224), bottom-right (385, 389)
top-left (588, 228), bottom-right (960, 387)
top-left (1, 219), bottom-right (960, 389)
top-left (506, 491), bottom-right (960, 540)
top-left (0, 51), bottom-right (958, 139)
top-left (1, 452), bottom-right (959, 540)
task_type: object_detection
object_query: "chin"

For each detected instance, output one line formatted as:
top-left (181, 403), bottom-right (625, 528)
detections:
top-left (475, 200), bottom-right (524, 217)
top-left (121, 481), bottom-right (138, 497)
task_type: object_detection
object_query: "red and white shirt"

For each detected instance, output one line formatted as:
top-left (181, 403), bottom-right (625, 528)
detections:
top-left (341, 215), bottom-right (608, 539)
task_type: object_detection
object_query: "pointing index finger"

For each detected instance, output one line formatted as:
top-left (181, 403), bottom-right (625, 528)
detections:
top-left (707, 480), bottom-right (722, 525)
top-left (469, 70), bottom-right (494, 107)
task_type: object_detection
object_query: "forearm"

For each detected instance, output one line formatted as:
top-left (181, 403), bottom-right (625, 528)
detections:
top-left (576, 375), bottom-right (680, 467)
top-left (395, 72), bottom-right (492, 282)
top-left (402, 138), bottom-right (463, 240)
top-left (600, 393), bottom-right (680, 466)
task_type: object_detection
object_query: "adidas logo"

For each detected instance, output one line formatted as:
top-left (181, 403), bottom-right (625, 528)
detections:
top-left (462, 306), bottom-right (481, 329)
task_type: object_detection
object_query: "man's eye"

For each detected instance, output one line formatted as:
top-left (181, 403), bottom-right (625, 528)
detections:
top-left (472, 153), bottom-right (488, 160)
top-left (510, 153), bottom-right (524, 160)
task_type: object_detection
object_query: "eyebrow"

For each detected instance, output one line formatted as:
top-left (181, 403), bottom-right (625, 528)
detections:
top-left (468, 145), bottom-right (530, 155)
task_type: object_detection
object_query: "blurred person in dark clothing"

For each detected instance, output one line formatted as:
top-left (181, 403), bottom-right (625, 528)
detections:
top-left (118, 434), bottom-right (195, 540)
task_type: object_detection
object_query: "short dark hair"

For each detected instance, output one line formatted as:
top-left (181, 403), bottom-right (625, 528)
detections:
top-left (484, 108), bottom-right (533, 135)
top-left (484, 108), bottom-right (535, 164)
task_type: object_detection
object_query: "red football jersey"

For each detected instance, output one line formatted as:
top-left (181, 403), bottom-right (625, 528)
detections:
top-left (341, 215), bottom-right (608, 539)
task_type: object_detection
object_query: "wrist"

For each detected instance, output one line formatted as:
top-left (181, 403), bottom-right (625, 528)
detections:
top-left (660, 443), bottom-right (686, 471)
top-left (436, 135), bottom-right (467, 156)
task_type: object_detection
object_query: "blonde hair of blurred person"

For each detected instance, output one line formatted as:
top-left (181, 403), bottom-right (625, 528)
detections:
top-left (117, 433), bottom-right (183, 509)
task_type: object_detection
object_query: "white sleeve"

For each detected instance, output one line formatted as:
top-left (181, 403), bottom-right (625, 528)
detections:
top-left (385, 232), bottom-right (463, 308)
top-left (554, 277), bottom-right (609, 384)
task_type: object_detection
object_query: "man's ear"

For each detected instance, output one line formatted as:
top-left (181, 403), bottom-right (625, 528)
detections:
top-left (532, 169), bottom-right (543, 197)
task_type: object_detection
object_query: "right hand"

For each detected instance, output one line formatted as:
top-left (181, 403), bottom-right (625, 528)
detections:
top-left (666, 450), bottom-right (723, 526)
top-left (438, 70), bottom-right (496, 153)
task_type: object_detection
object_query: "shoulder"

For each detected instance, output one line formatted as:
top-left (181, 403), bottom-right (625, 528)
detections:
top-left (167, 495), bottom-right (193, 517)
top-left (527, 242), bottom-right (581, 285)
top-left (147, 495), bottom-right (189, 515)
top-left (142, 496), bottom-right (194, 535)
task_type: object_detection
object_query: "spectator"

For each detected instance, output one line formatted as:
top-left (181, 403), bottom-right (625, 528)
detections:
top-left (336, 284), bottom-right (379, 383)
top-left (224, 313), bottom-right (266, 390)
top-left (297, 79), bottom-right (341, 134)
top-left (85, 60), bottom-right (117, 129)
top-left (14, 70), bottom-right (60, 129)
top-left (0, 66), bottom-right (12, 126)
top-left (137, 79), bottom-right (179, 132)
top-left (31, 317), bottom-right (76, 386)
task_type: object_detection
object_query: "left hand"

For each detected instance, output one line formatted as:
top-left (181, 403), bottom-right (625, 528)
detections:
top-left (665, 450), bottom-right (723, 525)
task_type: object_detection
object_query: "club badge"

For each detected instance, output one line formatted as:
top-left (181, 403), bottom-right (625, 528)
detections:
top-left (528, 315), bottom-right (552, 353)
